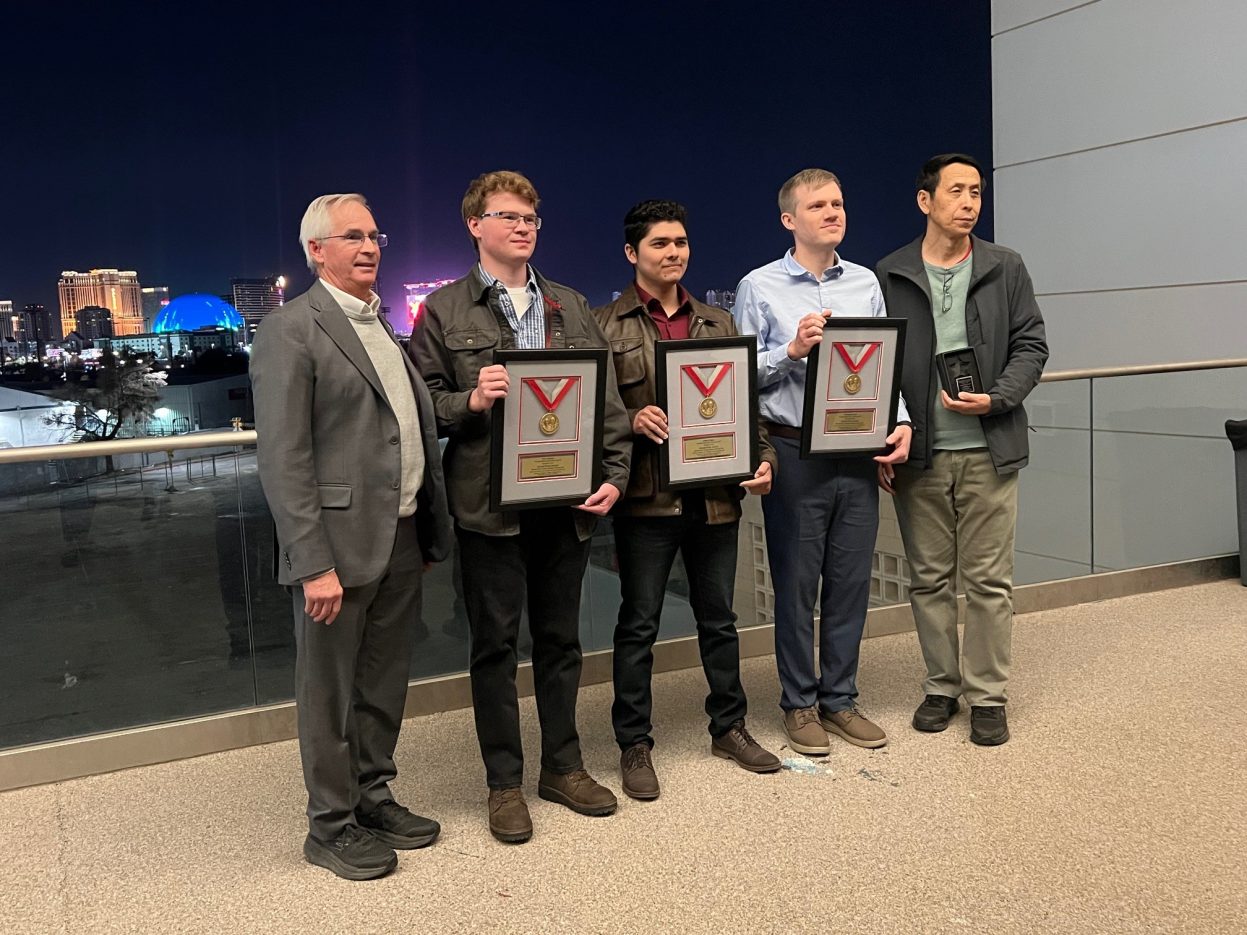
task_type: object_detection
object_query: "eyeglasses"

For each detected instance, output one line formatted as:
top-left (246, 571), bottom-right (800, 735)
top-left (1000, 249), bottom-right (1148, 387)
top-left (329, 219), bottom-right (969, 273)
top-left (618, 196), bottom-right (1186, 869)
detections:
top-left (478, 211), bottom-right (542, 230)
top-left (940, 270), bottom-right (953, 313)
top-left (320, 231), bottom-right (388, 247)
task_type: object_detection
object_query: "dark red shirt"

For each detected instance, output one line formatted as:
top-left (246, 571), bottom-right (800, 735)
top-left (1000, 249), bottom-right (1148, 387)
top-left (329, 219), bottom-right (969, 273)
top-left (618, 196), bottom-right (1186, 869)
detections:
top-left (634, 283), bottom-right (692, 340)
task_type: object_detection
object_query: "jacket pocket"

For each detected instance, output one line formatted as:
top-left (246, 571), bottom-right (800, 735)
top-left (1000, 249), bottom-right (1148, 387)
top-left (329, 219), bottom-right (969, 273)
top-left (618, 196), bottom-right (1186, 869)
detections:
top-left (318, 484), bottom-right (353, 509)
top-left (444, 329), bottom-right (499, 385)
top-left (611, 338), bottom-right (646, 387)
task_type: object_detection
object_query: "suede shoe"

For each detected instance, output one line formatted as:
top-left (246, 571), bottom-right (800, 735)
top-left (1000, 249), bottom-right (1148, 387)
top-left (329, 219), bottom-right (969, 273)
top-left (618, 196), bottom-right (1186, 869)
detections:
top-left (620, 743), bottom-right (660, 801)
top-left (819, 706), bottom-right (888, 749)
top-left (783, 707), bottom-right (830, 756)
top-left (488, 788), bottom-right (533, 844)
top-left (970, 705), bottom-right (1010, 746)
top-left (912, 694), bottom-right (961, 733)
top-left (712, 721), bottom-right (782, 773)
top-left (538, 768), bottom-right (618, 816)
top-left (303, 826), bottom-right (397, 881)
top-left (358, 800), bottom-right (440, 849)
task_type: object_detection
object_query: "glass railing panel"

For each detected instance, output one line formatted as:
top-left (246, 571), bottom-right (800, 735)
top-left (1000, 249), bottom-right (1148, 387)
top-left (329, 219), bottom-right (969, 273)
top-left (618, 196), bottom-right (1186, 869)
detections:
top-left (1015, 379), bottom-right (1093, 584)
top-left (0, 448), bottom-right (256, 748)
top-left (1091, 367), bottom-right (1246, 570)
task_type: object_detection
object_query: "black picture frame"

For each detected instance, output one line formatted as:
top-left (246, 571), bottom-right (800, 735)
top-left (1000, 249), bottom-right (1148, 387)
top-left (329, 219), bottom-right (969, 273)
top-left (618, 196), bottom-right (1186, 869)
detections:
top-left (489, 347), bottom-right (607, 511)
top-left (654, 336), bottom-right (760, 491)
top-left (801, 317), bottom-right (907, 458)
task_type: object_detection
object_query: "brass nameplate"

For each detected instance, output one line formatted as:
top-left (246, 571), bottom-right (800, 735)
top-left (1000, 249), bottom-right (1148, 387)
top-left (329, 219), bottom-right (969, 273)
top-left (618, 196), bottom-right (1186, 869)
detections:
top-left (823, 409), bottom-right (875, 434)
top-left (682, 434), bottom-right (736, 462)
top-left (518, 453), bottom-right (577, 480)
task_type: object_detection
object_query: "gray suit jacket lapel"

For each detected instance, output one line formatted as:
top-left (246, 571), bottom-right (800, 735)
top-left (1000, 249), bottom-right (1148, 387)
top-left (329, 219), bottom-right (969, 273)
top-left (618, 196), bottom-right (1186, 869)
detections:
top-left (309, 279), bottom-right (391, 407)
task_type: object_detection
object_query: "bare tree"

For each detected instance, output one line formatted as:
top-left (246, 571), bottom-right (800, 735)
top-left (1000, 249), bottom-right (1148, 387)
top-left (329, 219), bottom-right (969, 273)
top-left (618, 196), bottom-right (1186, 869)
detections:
top-left (44, 350), bottom-right (168, 454)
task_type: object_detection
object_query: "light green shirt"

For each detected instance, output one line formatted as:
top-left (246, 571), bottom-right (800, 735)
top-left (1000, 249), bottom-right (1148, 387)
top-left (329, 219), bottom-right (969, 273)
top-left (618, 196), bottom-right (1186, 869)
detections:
top-left (924, 253), bottom-right (987, 451)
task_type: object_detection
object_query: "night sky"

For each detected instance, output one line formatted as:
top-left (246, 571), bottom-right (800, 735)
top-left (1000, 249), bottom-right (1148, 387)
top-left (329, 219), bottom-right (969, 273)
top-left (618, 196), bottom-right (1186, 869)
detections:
top-left (3, 2), bottom-right (992, 316)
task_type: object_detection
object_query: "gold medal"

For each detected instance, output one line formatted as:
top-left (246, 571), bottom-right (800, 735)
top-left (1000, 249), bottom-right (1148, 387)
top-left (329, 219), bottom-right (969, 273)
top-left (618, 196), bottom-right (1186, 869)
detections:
top-left (843, 373), bottom-right (862, 395)
top-left (538, 412), bottom-right (560, 435)
top-left (699, 397), bottom-right (718, 419)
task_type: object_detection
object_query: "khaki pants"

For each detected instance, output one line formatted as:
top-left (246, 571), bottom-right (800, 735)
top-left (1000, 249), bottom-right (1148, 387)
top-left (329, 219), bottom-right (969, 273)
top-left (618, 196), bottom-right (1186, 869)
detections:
top-left (893, 449), bottom-right (1018, 706)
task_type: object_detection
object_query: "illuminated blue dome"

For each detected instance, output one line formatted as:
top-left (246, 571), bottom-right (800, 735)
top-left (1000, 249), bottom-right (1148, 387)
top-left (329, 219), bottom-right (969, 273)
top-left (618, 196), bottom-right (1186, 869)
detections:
top-left (153, 294), bottom-right (243, 333)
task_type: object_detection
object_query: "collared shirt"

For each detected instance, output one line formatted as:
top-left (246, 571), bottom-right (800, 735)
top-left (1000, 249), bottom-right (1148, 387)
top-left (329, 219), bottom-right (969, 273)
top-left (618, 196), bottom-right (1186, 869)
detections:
top-left (733, 249), bottom-right (910, 427)
top-left (633, 282), bottom-right (692, 340)
top-left (476, 262), bottom-right (546, 350)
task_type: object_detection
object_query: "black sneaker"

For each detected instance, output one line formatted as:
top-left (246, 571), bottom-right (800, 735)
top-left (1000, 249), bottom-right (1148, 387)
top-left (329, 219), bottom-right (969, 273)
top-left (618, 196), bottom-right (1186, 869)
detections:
top-left (970, 705), bottom-right (1010, 746)
top-left (912, 694), bottom-right (960, 732)
top-left (303, 826), bottom-right (397, 880)
top-left (358, 800), bottom-right (441, 849)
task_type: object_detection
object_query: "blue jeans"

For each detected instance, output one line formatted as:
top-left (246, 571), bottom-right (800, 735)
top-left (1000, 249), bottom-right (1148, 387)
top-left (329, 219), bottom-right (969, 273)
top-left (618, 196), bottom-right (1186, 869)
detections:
top-left (611, 505), bottom-right (747, 749)
top-left (763, 437), bottom-right (878, 712)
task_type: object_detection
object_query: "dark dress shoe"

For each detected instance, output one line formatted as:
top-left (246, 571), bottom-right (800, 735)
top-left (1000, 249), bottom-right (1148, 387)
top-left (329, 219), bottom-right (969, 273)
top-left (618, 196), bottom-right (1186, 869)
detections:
top-left (538, 768), bottom-right (618, 816)
top-left (912, 694), bottom-right (961, 732)
top-left (711, 721), bottom-right (781, 773)
top-left (620, 743), bottom-right (660, 800)
top-left (970, 705), bottom-right (1010, 745)
top-left (358, 800), bottom-right (440, 849)
top-left (303, 826), bottom-right (397, 881)
top-left (488, 788), bottom-right (533, 844)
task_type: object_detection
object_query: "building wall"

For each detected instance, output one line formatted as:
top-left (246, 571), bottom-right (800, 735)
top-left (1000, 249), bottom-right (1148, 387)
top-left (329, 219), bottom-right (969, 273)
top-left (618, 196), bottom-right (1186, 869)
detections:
top-left (992, 0), bottom-right (1247, 370)
top-left (993, 0), bottom-right (1247, 579)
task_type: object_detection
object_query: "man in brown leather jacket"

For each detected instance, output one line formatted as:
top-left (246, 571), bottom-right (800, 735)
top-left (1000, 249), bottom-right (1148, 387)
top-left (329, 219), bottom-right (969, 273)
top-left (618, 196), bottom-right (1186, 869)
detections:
top-left (593, 200), bottom-right (780, 800)
top-left (411, 171), bottom-right (632, 843)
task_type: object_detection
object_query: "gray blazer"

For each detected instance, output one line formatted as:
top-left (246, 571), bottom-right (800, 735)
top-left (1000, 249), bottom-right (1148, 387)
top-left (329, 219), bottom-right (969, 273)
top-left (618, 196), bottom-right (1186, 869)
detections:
top-left (250, 279), bottom-right (453, 587)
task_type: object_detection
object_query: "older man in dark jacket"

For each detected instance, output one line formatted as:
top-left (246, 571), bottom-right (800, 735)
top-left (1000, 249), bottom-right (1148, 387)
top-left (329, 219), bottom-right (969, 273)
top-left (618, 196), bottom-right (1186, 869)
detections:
top-left (594, 200), bottom-right (780, 800)
top-left (876, 154), bottom-right (1047, 746)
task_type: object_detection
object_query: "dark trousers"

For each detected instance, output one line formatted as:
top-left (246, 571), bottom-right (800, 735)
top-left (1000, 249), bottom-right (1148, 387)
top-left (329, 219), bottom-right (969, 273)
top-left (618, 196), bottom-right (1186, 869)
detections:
top-left (456, 510), bottom-right (591, 789)
top-left (292, 518), bottom-right (422, 842)
top-left (763, 436), bottom-right (878, 712)
top-left (612, 507), bottom-right (747, 749)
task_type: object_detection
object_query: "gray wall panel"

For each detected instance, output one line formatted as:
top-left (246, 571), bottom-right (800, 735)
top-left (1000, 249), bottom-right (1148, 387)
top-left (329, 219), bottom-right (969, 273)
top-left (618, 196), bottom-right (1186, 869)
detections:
top-left (993, 119), bottom-right (1247, 295)
top-left (1038, 284), bottom-right (1247, 371)
top-left (994, 0), bottom-right (1247, 166)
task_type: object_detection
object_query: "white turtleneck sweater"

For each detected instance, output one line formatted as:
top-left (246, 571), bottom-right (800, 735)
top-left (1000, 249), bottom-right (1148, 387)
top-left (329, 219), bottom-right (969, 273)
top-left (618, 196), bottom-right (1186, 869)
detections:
top-left (320, 279), bottom-right (425, 517)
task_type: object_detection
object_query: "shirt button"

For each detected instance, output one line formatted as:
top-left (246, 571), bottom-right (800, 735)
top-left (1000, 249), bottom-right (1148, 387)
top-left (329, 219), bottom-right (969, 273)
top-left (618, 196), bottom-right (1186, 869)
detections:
top-left (391, 481), bottom-right (400, 490)
top-left (466, 338), bottom-right (474, 345)
top-left (554, 331), bottom-right (562, 337)
top-left (389, 435), bottom-right (399, 445)
top-left (568, 344), bottom-right (575, 348)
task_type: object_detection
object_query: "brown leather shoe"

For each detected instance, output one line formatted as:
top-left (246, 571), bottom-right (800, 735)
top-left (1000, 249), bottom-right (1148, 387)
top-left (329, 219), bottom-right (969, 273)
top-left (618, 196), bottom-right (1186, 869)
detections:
top-left (487, 788), bottom-right (532, 844)
top-left (537, 768), bottom-right (618, 816)
top-left (712, 721), bottom-right (781, 773)
top-left (620, 744), bottom-right (660, 800)
top-left (820, 706), bottom-right (888, 748)
top-left (783, 707), bottom-right (830, 756)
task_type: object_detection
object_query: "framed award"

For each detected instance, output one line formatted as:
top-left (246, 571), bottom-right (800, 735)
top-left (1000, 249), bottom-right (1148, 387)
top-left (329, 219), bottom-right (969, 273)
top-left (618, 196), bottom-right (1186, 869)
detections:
top-left (801, 317), bottom-right (906, 458)
top-left (654, 336), bottom-right (759, 491)
top-left (489, 348), bottom-right (607, 511)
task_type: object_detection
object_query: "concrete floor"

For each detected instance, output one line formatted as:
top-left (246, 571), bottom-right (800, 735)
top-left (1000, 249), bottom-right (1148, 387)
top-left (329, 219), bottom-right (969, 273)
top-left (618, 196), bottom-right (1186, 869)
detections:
top-left (2, 580), bottom-right (1244, 935)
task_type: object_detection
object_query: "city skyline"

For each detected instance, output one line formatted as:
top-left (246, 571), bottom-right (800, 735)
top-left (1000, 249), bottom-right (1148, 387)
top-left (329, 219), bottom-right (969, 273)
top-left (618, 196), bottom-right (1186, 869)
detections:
top-left (4, 4), bottom-right (993, 316)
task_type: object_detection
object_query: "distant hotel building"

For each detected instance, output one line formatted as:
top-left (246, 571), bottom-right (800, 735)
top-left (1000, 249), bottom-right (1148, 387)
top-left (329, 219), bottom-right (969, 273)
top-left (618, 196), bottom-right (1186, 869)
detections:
top-left (23, 303), bottom-right (61, 343)
top-left (230, 276), bottom-right (285, 343)
top-left (58, 269), bottom-right (144, 337)
top-left (141, 286), bottom-right (170, 332)
top-left (75, 305), bottom-right (114, 341)
top-left (0, 300), bottom-right (18, 342)
top-left (402, 279), bottom-right (455, 334)
top-left (704, 289), bottom-right (736, 311)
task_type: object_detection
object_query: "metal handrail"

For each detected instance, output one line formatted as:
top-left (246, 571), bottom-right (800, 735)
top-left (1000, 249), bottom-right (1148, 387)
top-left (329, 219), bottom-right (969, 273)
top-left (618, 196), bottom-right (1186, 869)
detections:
top-left (0, 429), bottom-right (256, 465)
top-left (1, 357), bottom-right (1245, 466)
top-left (1040, 358), bottom-right (1247, 383)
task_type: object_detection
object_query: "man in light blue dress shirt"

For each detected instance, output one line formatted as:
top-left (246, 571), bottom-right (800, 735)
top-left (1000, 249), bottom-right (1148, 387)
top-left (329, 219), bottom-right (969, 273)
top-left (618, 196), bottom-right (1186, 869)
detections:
top-left (733, 168), bottom-right (912, 755)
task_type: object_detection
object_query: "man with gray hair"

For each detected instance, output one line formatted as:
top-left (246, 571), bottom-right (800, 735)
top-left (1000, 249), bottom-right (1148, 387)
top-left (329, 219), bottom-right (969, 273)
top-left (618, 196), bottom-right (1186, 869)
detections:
top-left (251, 193), bottom-right (453, 879)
